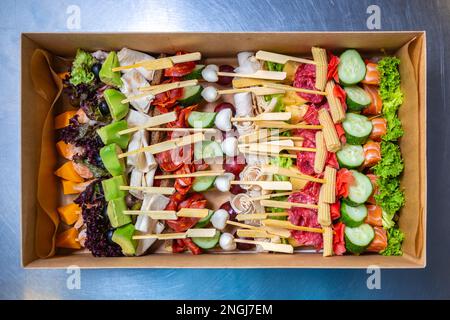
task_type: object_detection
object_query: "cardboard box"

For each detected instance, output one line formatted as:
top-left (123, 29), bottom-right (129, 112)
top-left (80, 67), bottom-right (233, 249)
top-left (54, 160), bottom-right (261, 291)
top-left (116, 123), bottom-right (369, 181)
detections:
top-left (21, 32), bottom-right (426, 268)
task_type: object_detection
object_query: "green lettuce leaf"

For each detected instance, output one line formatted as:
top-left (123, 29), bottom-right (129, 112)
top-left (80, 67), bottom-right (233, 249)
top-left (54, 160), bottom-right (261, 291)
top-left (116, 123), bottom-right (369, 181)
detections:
top-left (374, 177), bottom-right (405, 216)
top-left (373, 141), bottom-right (404, 179)
top-left (270, 156), bottom-right (293, 182)
top-left (381, 227), bottom-right (405, 256)
top-left (70, 49), bottom-right (97, 86)
top-left (381, 209), bottom-right (396, 229)
top-left (266, 61), bottom-right (284, 72)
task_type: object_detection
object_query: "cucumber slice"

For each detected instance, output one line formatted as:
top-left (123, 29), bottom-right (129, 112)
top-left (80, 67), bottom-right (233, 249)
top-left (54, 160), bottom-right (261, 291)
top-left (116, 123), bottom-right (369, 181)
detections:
top-left (194, 141), bottom-right (223, 160)
top-left (192, 176), bottom-right (216, 192)
top-left (336, 144), bottom-right (365, 169)
top-left (338, 49), bottom-right (366, 85)
top-left (183, 65), bottom-right (205, 80)
top-left (187, 111), bottom-right (217, 128)
top-left (344, 86), bottom-right (371, 111)
top-left (342, 113), bottom-right (373, 145)
top-left (345, 170), bottom-right (373, 206)
top-left (344, 223), bottom-right (374, 254)
top-left (191, 230), bottom-right (220, 249)
top-left (195, 210), bottom-right (214, 228)
top-left (341, 201), bottom-right (368, 227)
top-left (178, 85), bottom-right (203, 106)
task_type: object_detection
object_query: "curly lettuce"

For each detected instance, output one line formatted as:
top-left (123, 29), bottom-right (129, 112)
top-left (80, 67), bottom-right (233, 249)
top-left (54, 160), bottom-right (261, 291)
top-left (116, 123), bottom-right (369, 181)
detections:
top-left (270, 156), bottom-right (293, 182)
top-left (378, 56), bottom-right (404, 141)
top-left (375, 177), bottom-right (405, 216)
top-left (381, 227), bottom-right (405, 256)
top-left (70, 49), bottom-right (97, 86)
top-left (373, 141), bottom-right (404, 179)
top-left (266, 61), bottom-right (284, 72)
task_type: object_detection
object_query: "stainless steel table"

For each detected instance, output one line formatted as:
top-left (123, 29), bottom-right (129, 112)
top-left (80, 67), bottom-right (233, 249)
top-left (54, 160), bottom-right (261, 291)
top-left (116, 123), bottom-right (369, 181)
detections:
top-left (1, 0), bottom-right (449, 299)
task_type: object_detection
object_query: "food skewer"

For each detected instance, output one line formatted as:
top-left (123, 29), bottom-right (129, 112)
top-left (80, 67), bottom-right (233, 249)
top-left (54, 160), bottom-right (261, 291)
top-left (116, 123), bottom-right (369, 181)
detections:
top-left (119, 186), bottom-right (176, 195)
top-left (117, 111), bottom-right (177, 135)
top-left (122, 80), bottom-right (199, 103)
top-left (226, 220), bottom-right (290, 238)
top-left (233, 239), bottom-right (294, 254)
top-left (201, 86), bottom-right (284, 103)
top-left (256, 50), bottom-right (316, 65)
top-left (154, 170), bottom-right (225, 180)
top-left (118, 133), bottom-right (205, 158)
top-left (261, 219), bottom-right (324, 234)
top-left (133, 228), bottom-right (216, 240)
top-left (201, 65), bottom-right (287, 82)
top-left (145, 127), bottom-right (218, 133)
top-left (235, 212), bottom-right (289, 221)
top-left (261, 165), bottom-right (325, 184)
top-left (248, 191), bottom-right (293, 202)
top-left (254, 121), bottom-right (322, 130)
top-left (124, 208), bottom-right (209, 220)
top-left (231, 112), bottom-right (292, 122)
top-left (246, 142), bottom-right (316, 153)
top-left (263, 82), bottom-right (326, 96)
top-left (238, 148), bottom-right (298, 159)
top-left (112, 52), bottom-right (201, 72)
top-left (230, 180), bottom-right (293, 191)
top-left (260, 199), bottom-right (319, 210)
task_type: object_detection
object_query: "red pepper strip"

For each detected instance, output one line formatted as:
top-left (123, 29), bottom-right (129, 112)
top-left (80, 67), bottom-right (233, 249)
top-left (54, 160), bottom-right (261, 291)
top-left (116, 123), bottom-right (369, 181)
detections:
top-left (335, 123), bottom-right (346, 144)
top-left (172, 239), bottom-right (186, 253)
top-left (327, 53), bottom-right (340, 83)
top-left (164, 51), bottom-right (196, 77)
top-left (336, 168), bottom-right (355, 199)
top-left (174, 164), bottom-right (195, 195)
top-left (182, 238), bottom-right (202, 255)
top-left (333, 222), bottom-right (346, 255)
top-left (330, 202), bottom-right (341, 221)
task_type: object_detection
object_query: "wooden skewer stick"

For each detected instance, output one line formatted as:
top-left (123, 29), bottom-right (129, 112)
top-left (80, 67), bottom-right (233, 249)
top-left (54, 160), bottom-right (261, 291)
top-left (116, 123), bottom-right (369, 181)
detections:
top-left (262, 219), bottom-right (324, 234)
top-left (249, 191), bottom-right (293, 202)
top-left (268, 136), bottom-right (304, 142)
top-left (233, 239), bottom-right (294, 254)
top-left (248, 143), bottom-right (316, 153)
top-left (256, 50), bottom-right (316, 65)
top-left (236, 229), bottom-right (274, 239)
top-left (238, 148), bottom-right (298, 159)
top-left (255, 120), bottom-right (323, 130)
top-left (263, 82), bottom-right (326, 96)
top-left (119, 186), bottom-right (175, 195)
top-left (112, 52), bottom-right (201, 72)
top-left (230, 180), bottom-right (292, 191)
top-left (154, 170), bottom-right (225, 180)
top-left (118, 111), bottom-right (177, 135)
top-left (146, 127), bottom-right (218, 133)
top-left (217, 86), bottom-right (285, 96)
top-left (133, 228), bottom-right (216, 240)
top-left (124, 208), bottom-right (209, 220)
top-left (217, 70), bottom-right (287, 81)
top-left (261, 165), bottom-right (326, 184)
top-left (119, 133), bottom-right (204, 158)
top-left (231, 112), bottom-right (291, 122)
top-left (235, 212), bottom-right (289, 221)
top-left (122, 80), bottom-right (198, 103)
top-left (260, 199), bottom-right (319, 210)
top-left (226, 220), bottom-right (289, 238)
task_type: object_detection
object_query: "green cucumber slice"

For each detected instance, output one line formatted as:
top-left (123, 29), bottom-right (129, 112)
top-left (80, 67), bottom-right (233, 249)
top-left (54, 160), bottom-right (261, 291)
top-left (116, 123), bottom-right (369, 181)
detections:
top-left (344, 86), bottom-right (371, 111)
top-left (343, 113), bottom-right (373, 145)
top-left (195, 210), bottom-right (214, 228)
top-left (187, 111), bottom-right (217, 128)
top-left (96, 120), bottom-right (130, 149)
top-left (183, 65), bottom-right (205, 80)
top-left (178, 85), bottom-right (203, 106)
top-left (191, 230), bottom-right (220, 249)
top-left (194, 141), bottom-right (223, 160)
top-left (338, 49), bottom-right (366, 85)
top-left (192, 176), bottom-right (216, 192)
top-left (345, 223), bottom-right (374, 254)
top-left (100, 143), bottom-right (125, 176)
top-left (336, 144), bottom-right (365, 169)
top-left (340, 201), bottom-right (368, 227)
top-left (345, 170), bottom-right (373, 206)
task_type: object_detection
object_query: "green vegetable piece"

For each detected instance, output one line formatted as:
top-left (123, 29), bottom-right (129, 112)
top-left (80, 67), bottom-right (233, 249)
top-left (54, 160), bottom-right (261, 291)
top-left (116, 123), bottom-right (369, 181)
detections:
top-left (183, 65), bottom-right (205, 80)
top-left (102, 175), bottom-right (127, 201)
top-left (99, 51), bottom-right (122, 87)
top-left (69, 49), bottom-right (96, 86)
top-left (373, 141), bottom-right (404, 179)
top-left (100, 143), bottom-right (125, 176)
top-left (374, 177), bottom-right (405, 215)
top-left (380, 227), bottom-right (405, 256)
top-left (178, 85), bottom-right (203, 106)
top-left (270, 156), bottom-right (293, 181)
top-left (107, 197), bottom-right (131, 228)
top-left (96, 120), bottom-right (130, 149)
top-left (191, 230), bottom-right (220, 250)
top-left (112, 223), bottom-right (137, 256)
top-left (187, 111), bottom-right (217, 128)
top-left (104, 89), bottom-right (129, 121)
top-left (195, 210), bottom-right (214, 228)
top-left (192, 176), bottom-right (216, 192)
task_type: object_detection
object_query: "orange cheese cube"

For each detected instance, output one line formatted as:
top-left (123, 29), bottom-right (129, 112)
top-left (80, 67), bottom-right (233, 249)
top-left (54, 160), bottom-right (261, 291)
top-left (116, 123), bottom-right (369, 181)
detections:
top-left (56, 228), bottom-right (81, 249)
top-left (62, 180), bottom-right (91, 195)
top-left (54, 110), bottom-right (77, 129)
top-left (54, 161), bottom-right (84, 182)
top-left (57, 203), bottom-right (81, 225)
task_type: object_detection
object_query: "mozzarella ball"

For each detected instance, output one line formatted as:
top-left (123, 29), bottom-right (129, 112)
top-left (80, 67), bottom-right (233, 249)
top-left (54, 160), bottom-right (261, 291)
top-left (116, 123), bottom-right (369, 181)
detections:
top-left (214, 108), bottom-right (232, 132)
top-left (221, 137), bottom-right (238, 157)
top-left (210, 209), bottom-right (229, 230)
top-left (219, 233), bottom-right (236, 251)
top-left (214, 173), bottom-right (234, 192)
top-left (201, 65), bottom-right (219, 82)
top-left (201, 86), bottom-right (219, 102)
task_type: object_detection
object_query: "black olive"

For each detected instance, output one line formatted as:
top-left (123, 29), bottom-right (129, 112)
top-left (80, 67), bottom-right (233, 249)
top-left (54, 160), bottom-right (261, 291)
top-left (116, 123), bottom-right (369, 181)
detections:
top-left (99, 100), bottom-right (110, 116)
top-left (106, 229), bottom-right (115, 244)
top-left (101, 205), bottom-right (109, 220)
top-left (91, 63), bottom-right (102, 79)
